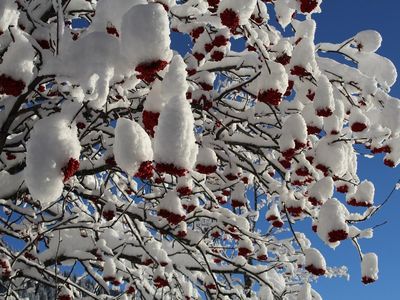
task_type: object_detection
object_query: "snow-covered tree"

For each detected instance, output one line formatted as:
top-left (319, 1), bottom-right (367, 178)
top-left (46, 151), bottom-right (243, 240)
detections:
top-left (0, 0), bottom-right (399, 299)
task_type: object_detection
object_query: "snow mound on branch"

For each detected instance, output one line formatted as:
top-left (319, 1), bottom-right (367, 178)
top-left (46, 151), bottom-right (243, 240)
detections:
top-left (144, 55), bottom-right (188, 112)
top-left (279, 114), bottom-right (307, 154)
top-left (314, 74), bottom-right (335, 117)
top-left (308, 177), bottom-right (334, 206)
top-left (90, 0), bottom-right (145, 34)
top-left (315, 136), bottom-right (355, 177)
top-left (0, 0), bottom-right (19, 33)
top-left (346, 180), bottom-right (375, 207)
top-left (290, 37), bottom-right (319, 76)
top-left (353, 30), bottom-right (382, 53)
top-left (218, 0), bottom-right (257, 26)
top-left (361, 252), bottom-right (378, 284)
top-left (297, 282), bottom-right (312, 300)
top-left (25, 116), bottom-right (81, 204)
top-left (114, 118), bottom-right (153, 175)
top-left (317, 198), bottom-right (349, 248)
top-left (304, 247), bottom-right (326, 276)
top-left (358, 52), bottom-right (397, 90)
top-left (257, 62), bottom-right (288, 106)
top-left (195, 147), bottom-right (218, 173)
top-left (121, 3), bottom-right (172, 67)
top-left (274, 0), bottom-right (295, 29)
top-left (44, 32), bottom-right (126, 109)
top-left (0, 29), bottom-right (35, 96)
top-left (154, 95), bottom-right (198, 175)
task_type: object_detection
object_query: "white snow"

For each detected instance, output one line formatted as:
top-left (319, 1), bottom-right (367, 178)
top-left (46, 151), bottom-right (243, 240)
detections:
top-left (314, 74), bottom-right (335, 116)
top-left (218, 0), bottom-right (257, 25)
top-left (308, 177), bottom-right (334, 205)
top-left (353, 30), bottom-right (382, 53)
top-left (257, 62), bottom-right (289, 97)
top-left (0, 0), bottom-right (19, 33)
top-left (154, 95), bottom-right (198, 172)
top-left (145, 55), bottom-right (188, 111)
top-left (114, 118), bottom-right (153, 175)
top-left (304, 247), bottom-right (326, 272)
top-left (0, 28), bottom-right (35, 88)
top-left (121, 3), bottom-right (172, 66)
top-left (25, 116), bottom-right (81, 204)
top-left (346, 180), bottom-right (375, 207)
top-left (361, 252), bottom-right (378, 282)
top-left (317, 198), bottom-right (349, 248)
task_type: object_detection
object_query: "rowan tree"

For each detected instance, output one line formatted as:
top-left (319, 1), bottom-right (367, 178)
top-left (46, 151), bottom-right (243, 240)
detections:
top-left (0, 0), bottom-right (399, 299)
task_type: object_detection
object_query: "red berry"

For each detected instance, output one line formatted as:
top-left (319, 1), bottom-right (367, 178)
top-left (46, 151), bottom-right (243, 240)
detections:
top-left (306, 89), bottom-right (315, 101)
top-left (193, 52), bottom-right (205, 62)
top-left (187, 69), bottom-right (197, 76)
top-left (142, 110), bottom-right (160, 137)
top-left (305, 264), bottom-right (325, 276)
top-left (6, 152), bottom-right (16, 160)
top-left (62, 158), bottom-right (80, 182)
top-left (257, 254), bottom-right (268, 261)
top-left (247, 45), bottom-right (257, 52)
top-left (231, 199), bottom-right (245, 208)
top-left (284, 80), bottom-right (294, 97)
top-left (296, 167), bottom-right (309, 177)
top-left (76, 122), bottom-right (86, 129)
top-left (154, 276), bottom-right (168, 288)
top-left (134, 161), bottom-right (153, 180)
top-left (0, 74), bottom-right (26, 97)
top-left (211, 50), bottom-right (224, 61)
top-left (371, 145), bottom-right (391, 154)
top-left (299, 0), bottom-right (319, 13)
top-left (328, 229), bottom-right (348, 243)
top-left (316, 108), bottom-right (333, 117)
top-left (307, 125), bottom-right (321, 135)
top-left (258, 89), bottom-right (283, 106)
top-left (275, 53), bottom-right (291, 66)
top-left (191, 27), bottom-right (204, 40)
top-left (279, 159), bottom-right (292, 169)
top-left (196, 164), bottom-right (217, 174)
top-left (177, 186), bottom-right (192, 196)
top-left (213, 35), bottom-right (228, 47)
top-left (38, 84), bottom-right (46, 92)
top-left (204, 43), bottom-right (214, 53)
top-left (347, 198), bottom-right (372, 207)
top-left (105, 156), bottom-right (117, 167)
top-left (238, 247), bottom-right (252, 257)
top-left (207, 0), bottom-right (220, 7)
top-left (308, 197), bottom-right (321, 206)
top-left (351, 122), bottom-right (367, 132)
top-left (272, 220), bottom-right (284, 228)
top-left (37, 39), bottom-right (50, 49)
top-left (220, 9), bottom-right (240, 32)
top-left (102, 210), bottom-right (115, 221)
top-left (290, 66), bottom-right (310, 77)
top-left (205, 283), bottom-right (217, 290)
top-left (127, 285), bottom-right (136, 294)
top-left (106, 25), bottom-right (119, 37)
top-left (155, 163), bottom-right (188, 177)
top-left (336, 185), bottom-right (349, 193)
top-left (135, 60), bottom-right (168, 83)
top-left (316, 164), bottom-right (329, 176)
top-left (384, 158), bottom-right (395, 168)
top-left (362, 276), bottom-right (375, 284)
top-left (286, 206), bottom-right (303, 217)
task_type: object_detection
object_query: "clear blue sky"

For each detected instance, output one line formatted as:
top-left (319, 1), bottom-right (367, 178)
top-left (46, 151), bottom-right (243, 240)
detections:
top-left (310, 1), bottom-right (400, 299)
